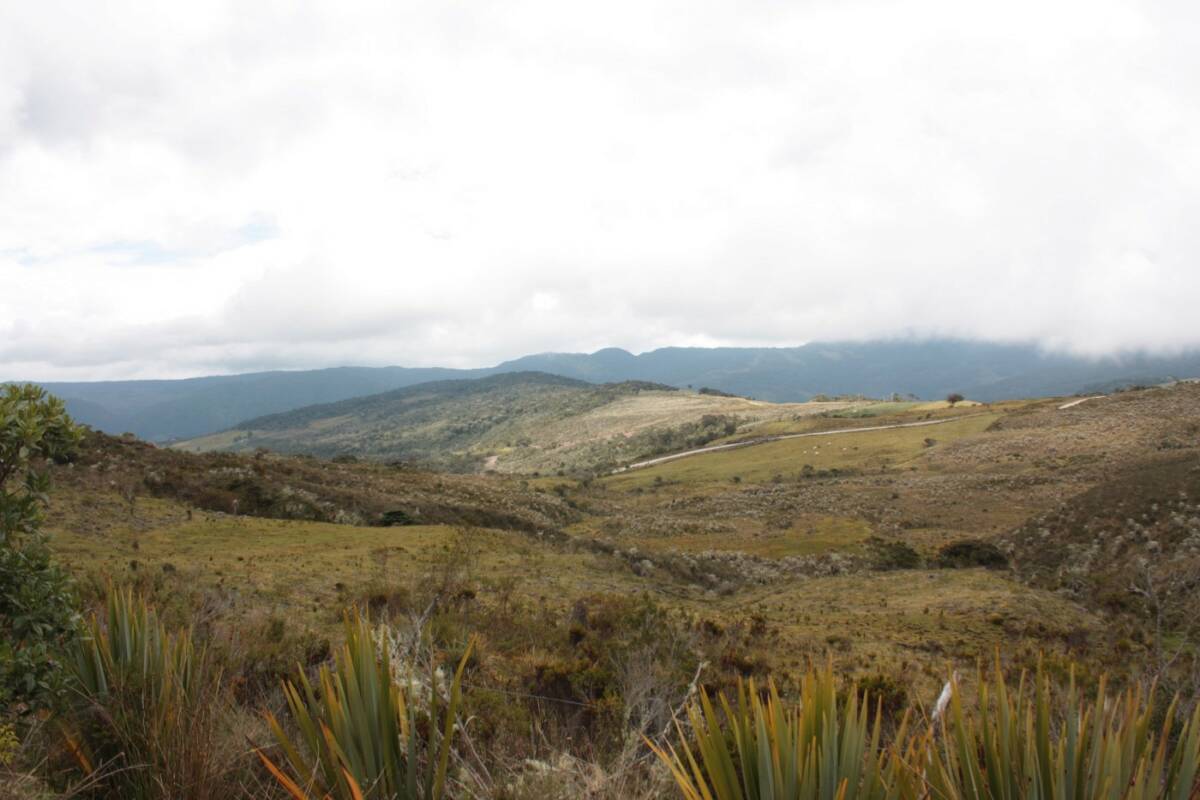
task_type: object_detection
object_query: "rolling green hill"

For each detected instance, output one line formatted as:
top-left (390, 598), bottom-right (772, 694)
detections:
top-left (176, 371), bottom-right (846, 473)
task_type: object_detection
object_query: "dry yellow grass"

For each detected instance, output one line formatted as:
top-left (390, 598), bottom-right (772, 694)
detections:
top-left (635, 515), bottom-right (873, 558)
top-left (46, 494), bottom-right (1099, 698)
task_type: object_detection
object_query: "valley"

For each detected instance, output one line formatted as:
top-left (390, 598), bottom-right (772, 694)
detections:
top-left (42, 379), bottom-right (1200, 700)
top-left (11, 375), bottom-right (1200, 797)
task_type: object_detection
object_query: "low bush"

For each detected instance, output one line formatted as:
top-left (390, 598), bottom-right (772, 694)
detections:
top-left (379, 509), bottom-right (417, 527)
top-left (865, 537), bottom-right (921, 571)
top-left (936, 538), bottom-right (1008, 569)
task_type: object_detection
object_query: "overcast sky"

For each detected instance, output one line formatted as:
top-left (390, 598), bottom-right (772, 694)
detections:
top-left (2, 0), bottom-right (1199, 380)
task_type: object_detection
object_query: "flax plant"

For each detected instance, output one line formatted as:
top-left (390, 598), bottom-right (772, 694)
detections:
top-left (923, 663), bottom-right (1200, 800)
top-left (649, 660), bottom-right (919, 800)
top-left (258, 613), bottom-right (473, 800)
top-left (655, 660), bottom-right (1200, 800)
top-left (64, 586), bottom-right (225, 799)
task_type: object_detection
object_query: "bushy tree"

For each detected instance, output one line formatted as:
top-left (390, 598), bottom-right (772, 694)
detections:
top-left (1, 384), bottom-right (82, 714)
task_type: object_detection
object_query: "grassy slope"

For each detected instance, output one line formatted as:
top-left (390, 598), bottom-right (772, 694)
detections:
top-left (44, 488), bottom-right (1096, 699)
top-left (48, 505), bottom-right (635, 631)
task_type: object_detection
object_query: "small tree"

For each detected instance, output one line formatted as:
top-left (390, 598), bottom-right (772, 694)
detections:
top-left (1, 384), bottom-right (82, 714)
top-left (946, 392), bottom-right (964, 407)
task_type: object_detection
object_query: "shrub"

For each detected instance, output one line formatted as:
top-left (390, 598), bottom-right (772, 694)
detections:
top-left (851, 674), bottom-right (908, 725)
top-left (865, 537), bottom-right (921, 570)
top-left (935, 539), bottom-right (1008, 570)
top-left (258, 613), bottom-right (473, 799)
top-left (1, 385), bottom-right (82, 715)
top-left (379, 509), bottom-right (416, 527)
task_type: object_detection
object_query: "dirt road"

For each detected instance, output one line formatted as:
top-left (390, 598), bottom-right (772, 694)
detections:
top-left (1057, 396), bottom-right (1105, 410)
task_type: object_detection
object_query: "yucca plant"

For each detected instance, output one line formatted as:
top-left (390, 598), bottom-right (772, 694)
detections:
top-left (649, 660), bottom-right (920, 800)
top-left (63, 586), bottom-right (225, 799)
top-left (257, 613), bottom-right (473, 800)
top-left (924, 663), bottom-right (1200, 800)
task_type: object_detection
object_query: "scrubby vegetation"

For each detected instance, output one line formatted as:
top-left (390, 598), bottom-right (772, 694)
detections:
top-left (9, 584), bottom-right (1200, 798)
top-left (6, 381), bottom-right (1200, 797)
top-left (55, 428), bottom-right (576, 533)
top-left (936, 539), bottom-right (1008, 570)
top-left (697, 387), bottom-right (737, 398)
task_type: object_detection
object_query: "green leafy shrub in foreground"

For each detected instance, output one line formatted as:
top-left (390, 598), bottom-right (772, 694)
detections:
top-left (1, 384), bottom-right (82, 714)
top-left (653, 660), bottom-right (1200, 800)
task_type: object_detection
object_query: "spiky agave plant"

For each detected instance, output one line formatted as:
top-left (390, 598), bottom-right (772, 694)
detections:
top-left (649, 659), bottom-right (921, 800)
top-left (65, 586), bottom-right (223, 799)
top-left (258, 613), bottom-right (473, 800)
top-left (924, 662), bottom-right (1200, 800)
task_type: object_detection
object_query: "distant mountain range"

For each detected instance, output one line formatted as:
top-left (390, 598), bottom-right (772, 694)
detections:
top-left (21, 339), bottom-right (1200, 441)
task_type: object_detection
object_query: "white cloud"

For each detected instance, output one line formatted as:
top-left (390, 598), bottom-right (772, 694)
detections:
top-left (2, 0), bottom-right (1199, 379)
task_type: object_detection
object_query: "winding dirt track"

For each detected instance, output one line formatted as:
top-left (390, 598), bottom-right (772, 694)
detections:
top-left (1057, 396), bottom-right (1105, 410)
top-left (612, 413), bottom-right (991, 473)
